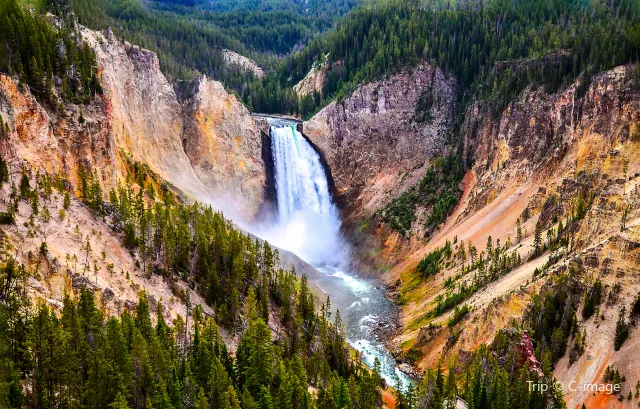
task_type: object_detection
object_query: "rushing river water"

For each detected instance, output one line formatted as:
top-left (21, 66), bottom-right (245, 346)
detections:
top-left (311, 265), bottom-right (413, 389)
top-left (255, 115), bottom-right (412, 389)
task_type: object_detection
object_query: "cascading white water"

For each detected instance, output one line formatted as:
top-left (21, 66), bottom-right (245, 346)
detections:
top-left (272, 125), bottom-right (332, 224)
top-left (258, 117), bottom-right (412, 389)
top-left (267, 124), bottom-right (345, 265)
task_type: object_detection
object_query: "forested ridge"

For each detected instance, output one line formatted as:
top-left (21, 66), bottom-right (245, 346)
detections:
top-left (0, 0), bottom-right (102, 106)
top-left (247, 0), bottom-right (640, 116)
top-left (42, 0), bottom-right (358, 96)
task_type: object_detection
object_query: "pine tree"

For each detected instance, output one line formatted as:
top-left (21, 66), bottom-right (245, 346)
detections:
top-left (532, 221), bottom-right (542, 258)
top-left (0, 155), bottom-right (9, 189)
top-left (614, 307), bottom-right (629, 351)
top-left (109, 393), bottom-right (131, 409)
top-left (516, 219), bottom-right (523, 244)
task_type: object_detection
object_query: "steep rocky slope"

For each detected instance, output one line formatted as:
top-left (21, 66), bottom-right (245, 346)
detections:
top-left (0, 73), bottom-right (117, 194)
top-left (0, 25), bottom-right (272, 222)
top-left (81, 27), bottom-right (271, 220)
top-left (294, 59), bottom-right (329, 97)
top-left (222, 49), bottom-right (265, 79)
top-left (0, 23), bottom-right (302, 347)
top-left (302, 63), bottom-right (456, 268)
top-left (182, 76), bottom-right (272, 218)
top-left (380, 65), bottom-right (640, 409)
top-left (80, 27), bottom-right (209, 201)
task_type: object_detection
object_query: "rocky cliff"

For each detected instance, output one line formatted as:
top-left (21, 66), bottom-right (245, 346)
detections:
top-left (294, 59), bottom-right (329, 97)
top-left (182, 76), bottom-right (271, 218)
top-left (302, 63), bottom-right (456, 268)
top-left (80, 28), bottom-right (213, 200)
top-left (0, 73), bottom-right (117, 192)
top-left (76, 26), bottom-right (270, 220)
top-left (0, 22), bottom-right (315, 350)
top-left (382, 65), bottom-right (640, 409)
top-left (222, 49), bottom-right (264, 79)
top-left (303, 64), bottom-right (456, 221)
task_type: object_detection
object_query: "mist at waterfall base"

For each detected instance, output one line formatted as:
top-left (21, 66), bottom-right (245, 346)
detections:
top-left (255, 119), bottom-right (412, 389)
top-left (261, 124), bottom-right (345, 265)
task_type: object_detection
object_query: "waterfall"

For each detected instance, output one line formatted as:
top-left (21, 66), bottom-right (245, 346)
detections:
top-left (258, 118), bottom-right (412, 389)
top-left (266, 123), bottom-right (345, 265)
top-left (272, 125), bottom-right (332, 223)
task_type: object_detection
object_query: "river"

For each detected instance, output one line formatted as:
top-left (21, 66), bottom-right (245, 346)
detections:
top-left (254, 115), bottom-right (412, 389)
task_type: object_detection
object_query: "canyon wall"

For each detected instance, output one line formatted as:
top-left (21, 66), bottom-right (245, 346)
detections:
top-left (302, 64), bottom-right (456, 225)
top-left (301, 63), bottom-right (456, 269)
top-left (382, 65), bottom-right (640, 409)
top-left (0, 73), bottom-right (116, 193)
top-left (0, 24), bottom-right (314, 348)
top-left (182, 76), bottom-right (271, 218)
top-left (0, 26), bottom-right (271, 221)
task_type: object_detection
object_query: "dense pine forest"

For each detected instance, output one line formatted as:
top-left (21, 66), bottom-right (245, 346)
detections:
top-left (0, 161), bottom-right (387, 409)
top-left (0, 0), bottom-right (102, 106)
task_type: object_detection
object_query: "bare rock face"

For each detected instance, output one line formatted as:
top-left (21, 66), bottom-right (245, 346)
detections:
top-left (222, 49), bottom-right (264, 79)
top-left (182, 76), bottom-right (270, 218)
top-left (82, 26), bottom-right (270, 220)
top-left (464, 65), bottom-right (640, 213)
top-left (0, 74), bottom-right (117, 192)
top-left (302, 63), bottom-right (456, 226)
top-left (0, 26), bottom-right (272, 221)
top-left (294, 60), bottom-right (328, 98)
top-left (81, 27), bottom-right (214, 203)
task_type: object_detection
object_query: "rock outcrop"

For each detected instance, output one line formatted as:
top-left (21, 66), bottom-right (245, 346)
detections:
top-left (294, 59), bottom-right (329, 97)
top-left (464, 65), bottom-right (640, 217)
top-left (0, 73), bottom-right (117, 193)
top-left (1, 25), bottom-right (273, 221)
top-left (182, 76), bottom-right (271, 218)
top-left (302, 63), bottom-right (456, 229)
top-left (7, 25), bottom-right (270, 221)
top-left (81, 27), bottom-right (217, 204)
top-left (222, 49), bottom-right (264, 79)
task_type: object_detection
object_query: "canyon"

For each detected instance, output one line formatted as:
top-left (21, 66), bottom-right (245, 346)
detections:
top-left (2, 15), bottom-right (640, 409)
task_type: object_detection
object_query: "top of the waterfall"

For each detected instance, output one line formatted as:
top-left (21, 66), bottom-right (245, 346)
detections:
top-left (252, 114), bottom-right (301, 128)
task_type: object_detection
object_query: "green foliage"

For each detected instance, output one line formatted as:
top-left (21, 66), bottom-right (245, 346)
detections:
top-left (614, 306), bottom-right (630, 351)
top-left (404, 347), bottom-right (424, 365)
top-left (47, 0), bottom-right (355, 111)
top-left (582, 278), bottom-right (603, 320)
top-left (0, 153), bottom-right (9, 189)
top-left (415, 332), bottom-right (565, 409)
top-left (632, 292), bottom-right (640, 317)
top-left (78, 165), bottom-right (103, 213)
top-left (417, 240), bottom-right (521, 323)
top-left (532, 220), bottom-right (542, 258)
top-left (603, 365), bottom-right (625, 386)
top-left (254, 0), bottom-right (640, 116)
top-left (415, 246), bottom-right (446, 278)
top-left (448, 304), bottom-right (470, 328)
top-left (524, 274), bottom-right (580, 364)
top-left (432, 282), bottom-right (476, 317)
top-left (0, 0), bottom-right (102, 105)
top-left (378, 152), bottom-right (464, 236)
top-left (0, 257), bottom-right (381, 409)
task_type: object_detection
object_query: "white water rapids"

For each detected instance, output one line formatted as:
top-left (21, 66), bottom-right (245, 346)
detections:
top-left (257, 117), bottom-right (412, 389)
